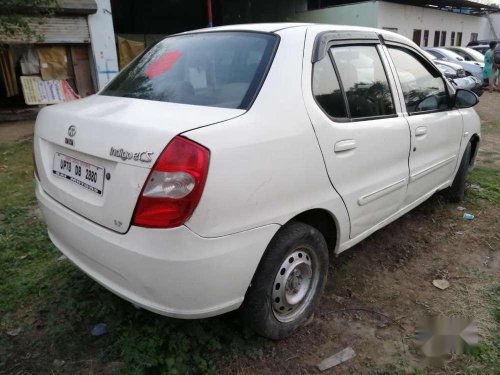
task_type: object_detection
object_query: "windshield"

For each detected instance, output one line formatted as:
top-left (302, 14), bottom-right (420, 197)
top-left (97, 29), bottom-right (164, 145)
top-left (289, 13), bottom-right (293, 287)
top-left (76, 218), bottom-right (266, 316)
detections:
top-left (101, 32), bottom-right (279, 109)
top-left (426, 49), bottom-right (445, 60)
top-left (442, 49), bottom-right (464, 61)
top-left (463, 48), bottom-right (485, 62)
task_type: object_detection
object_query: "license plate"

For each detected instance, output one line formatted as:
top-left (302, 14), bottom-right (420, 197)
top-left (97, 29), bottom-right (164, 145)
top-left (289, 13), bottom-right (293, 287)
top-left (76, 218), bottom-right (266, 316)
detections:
top-left (53, 153), bottom-right (105, 195)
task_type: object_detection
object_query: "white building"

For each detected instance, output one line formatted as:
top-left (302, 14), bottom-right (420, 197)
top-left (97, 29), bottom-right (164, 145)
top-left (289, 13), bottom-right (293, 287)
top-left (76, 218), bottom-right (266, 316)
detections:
top-left (220, 0), bottom-right (499, 47)
top-left (291, 0), bottom-right (499, 47)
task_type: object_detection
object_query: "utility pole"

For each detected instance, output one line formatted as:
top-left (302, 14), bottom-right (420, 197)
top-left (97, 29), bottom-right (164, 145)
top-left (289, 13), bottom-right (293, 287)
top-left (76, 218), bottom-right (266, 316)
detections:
top-left (207, 0), bottom-right (213, 27)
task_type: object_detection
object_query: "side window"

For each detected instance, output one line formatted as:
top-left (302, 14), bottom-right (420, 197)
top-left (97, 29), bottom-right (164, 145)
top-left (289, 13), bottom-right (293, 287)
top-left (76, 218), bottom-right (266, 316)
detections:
top-left (388, 47), bottom-right (450, 114)
top-left (330, 45), bottom-right (395, 119)
top-left (312, 56), bottom-right (348, 119)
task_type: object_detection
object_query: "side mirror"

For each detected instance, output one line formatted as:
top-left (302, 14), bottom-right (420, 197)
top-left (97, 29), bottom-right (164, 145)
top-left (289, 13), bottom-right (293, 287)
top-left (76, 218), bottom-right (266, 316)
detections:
top-left (454, 89), bottom-right (479, 108)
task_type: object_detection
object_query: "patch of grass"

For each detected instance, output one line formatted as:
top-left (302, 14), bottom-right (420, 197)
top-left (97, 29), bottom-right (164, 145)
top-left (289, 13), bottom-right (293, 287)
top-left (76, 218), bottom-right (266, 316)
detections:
top-left (0, 139), bottom-right (35, 209)
top-left (467, 166), bottom-right (500, 204)
top-left (0, 139), bottom-right (266, 373)
top-left (457, 284), bottom-right (500, 375)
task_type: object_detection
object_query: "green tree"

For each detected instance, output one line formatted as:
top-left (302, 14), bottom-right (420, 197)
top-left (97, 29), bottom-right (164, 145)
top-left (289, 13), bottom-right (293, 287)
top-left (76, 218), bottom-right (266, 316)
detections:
top-left (0, 0), bottom-right (58, 42)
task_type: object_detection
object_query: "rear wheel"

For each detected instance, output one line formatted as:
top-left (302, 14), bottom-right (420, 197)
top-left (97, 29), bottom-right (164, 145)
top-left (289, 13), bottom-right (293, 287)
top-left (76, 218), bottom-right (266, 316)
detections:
top-left (445, 141), bottom-right (472, 202)
top-left (241, 222), bottom-right (328, 339)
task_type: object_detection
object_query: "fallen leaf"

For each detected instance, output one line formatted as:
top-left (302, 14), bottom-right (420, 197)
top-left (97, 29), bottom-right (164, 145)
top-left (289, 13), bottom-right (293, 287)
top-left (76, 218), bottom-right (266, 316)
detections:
top-left (432, 279), bottom-right (450, 290)
top-left (6, 327), bottom-right (22, 336)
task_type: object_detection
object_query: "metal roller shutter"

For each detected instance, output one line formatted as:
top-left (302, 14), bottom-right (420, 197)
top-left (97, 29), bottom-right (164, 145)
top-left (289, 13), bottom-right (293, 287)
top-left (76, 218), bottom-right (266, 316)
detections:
top-left (1, 16), bottom-right (90, 44)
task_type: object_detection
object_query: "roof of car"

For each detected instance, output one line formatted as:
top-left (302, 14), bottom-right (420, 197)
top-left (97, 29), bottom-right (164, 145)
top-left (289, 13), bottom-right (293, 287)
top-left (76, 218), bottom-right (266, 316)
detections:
top-left (181, 23), bottom-right (312, 34)
top-left (181, 22), bottom-right (412, 41)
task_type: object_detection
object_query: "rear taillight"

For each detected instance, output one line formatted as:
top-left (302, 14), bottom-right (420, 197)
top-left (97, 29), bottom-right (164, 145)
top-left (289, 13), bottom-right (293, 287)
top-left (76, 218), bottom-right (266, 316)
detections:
top-left (132, 136), bottom-right (210, 228)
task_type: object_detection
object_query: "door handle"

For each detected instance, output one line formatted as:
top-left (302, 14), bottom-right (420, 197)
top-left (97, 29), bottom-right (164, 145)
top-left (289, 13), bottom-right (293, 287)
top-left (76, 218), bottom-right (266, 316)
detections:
top-left (334, 139), bottom-right (357, 153)
top-left (415, 127), bottom-right (427, 136)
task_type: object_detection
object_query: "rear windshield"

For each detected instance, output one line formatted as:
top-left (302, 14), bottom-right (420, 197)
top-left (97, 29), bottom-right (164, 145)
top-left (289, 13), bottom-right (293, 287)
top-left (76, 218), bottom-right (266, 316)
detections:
top-left (101, 32), bottom-right (279, 109)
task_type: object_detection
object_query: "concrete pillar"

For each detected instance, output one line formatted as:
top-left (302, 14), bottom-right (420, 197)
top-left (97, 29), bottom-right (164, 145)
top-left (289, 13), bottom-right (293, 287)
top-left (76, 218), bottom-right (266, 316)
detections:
top-left (88, 0), bottom-right (119, 90)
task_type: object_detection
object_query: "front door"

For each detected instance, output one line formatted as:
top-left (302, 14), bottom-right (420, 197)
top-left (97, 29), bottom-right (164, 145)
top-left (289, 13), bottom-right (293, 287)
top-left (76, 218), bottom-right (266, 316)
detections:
top-left (303, 33), bottom-right (411, 239)
top-left (384, 45), bottom-right (463, 205)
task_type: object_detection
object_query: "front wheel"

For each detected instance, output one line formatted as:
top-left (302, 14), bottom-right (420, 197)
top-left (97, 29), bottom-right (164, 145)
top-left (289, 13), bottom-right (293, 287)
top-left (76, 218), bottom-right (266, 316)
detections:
top-left (241, 222), bottom-right (329, 339)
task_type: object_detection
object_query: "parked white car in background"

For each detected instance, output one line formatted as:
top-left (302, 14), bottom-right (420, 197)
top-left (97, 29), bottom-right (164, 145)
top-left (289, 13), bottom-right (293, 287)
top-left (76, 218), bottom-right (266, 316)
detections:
top-left (446, 46), bottom-right (485, 63)
top-left (424, 47), bottom-right (484, 81)
top-left (34, 23), bottom-right (481, 339)
top-left (422, 51), bottom-right (483, 95)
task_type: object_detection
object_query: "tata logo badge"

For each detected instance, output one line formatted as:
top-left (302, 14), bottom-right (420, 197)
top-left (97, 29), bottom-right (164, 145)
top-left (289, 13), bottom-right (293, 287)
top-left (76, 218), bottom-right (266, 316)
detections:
top-left (68, 125), bottom-right (77, 137)
top-left (65, 125), bottom-right (76, 146)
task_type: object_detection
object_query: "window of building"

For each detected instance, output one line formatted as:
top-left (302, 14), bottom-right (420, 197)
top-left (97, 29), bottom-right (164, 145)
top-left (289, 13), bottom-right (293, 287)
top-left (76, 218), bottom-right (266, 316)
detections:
top-left (434, 31), bottom-right (441, 47)
top-left (330, 45), bottom-right (395, 119)
top-left (387, 47), bottom-right (450, 114)
top-left (440, 31), bottom-right (447, 46)
top-left (450, 32), bottom-right (456, 46)
top-left (456, 32), bottom-right (463, 46)
top-left (413, 29), bottom-right (422, 46)
top-left (423, 30), bottom-right (429, 47)
top-left (470, 33), bottom-right (478, 42)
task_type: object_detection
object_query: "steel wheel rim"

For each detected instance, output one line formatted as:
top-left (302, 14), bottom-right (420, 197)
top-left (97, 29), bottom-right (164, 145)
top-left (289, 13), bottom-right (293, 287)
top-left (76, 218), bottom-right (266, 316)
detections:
top-left (272, 247), bottom-right (319, 323)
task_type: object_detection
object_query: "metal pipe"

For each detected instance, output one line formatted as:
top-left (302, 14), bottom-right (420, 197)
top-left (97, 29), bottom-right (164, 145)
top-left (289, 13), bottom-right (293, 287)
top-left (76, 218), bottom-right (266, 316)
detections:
top-left (207, 0), bottom-right (213, 27)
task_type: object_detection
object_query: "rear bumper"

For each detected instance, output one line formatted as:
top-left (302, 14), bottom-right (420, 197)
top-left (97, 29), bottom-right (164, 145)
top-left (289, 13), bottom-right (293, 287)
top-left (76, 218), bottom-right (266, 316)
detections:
top-left (36, 182), bottom-right (279, 318)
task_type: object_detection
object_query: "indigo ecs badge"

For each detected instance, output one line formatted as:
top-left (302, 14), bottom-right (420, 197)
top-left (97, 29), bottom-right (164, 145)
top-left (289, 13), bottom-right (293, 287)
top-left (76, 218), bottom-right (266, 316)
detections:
top-left (109, 147), bottom-right (154, 163)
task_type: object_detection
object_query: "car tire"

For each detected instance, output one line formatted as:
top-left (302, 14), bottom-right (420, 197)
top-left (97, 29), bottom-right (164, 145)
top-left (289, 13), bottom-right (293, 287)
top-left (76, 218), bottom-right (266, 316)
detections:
top-left (446, 141), bottom-right (472, 202)
top-left (241, 221), bottom-right (328, 340)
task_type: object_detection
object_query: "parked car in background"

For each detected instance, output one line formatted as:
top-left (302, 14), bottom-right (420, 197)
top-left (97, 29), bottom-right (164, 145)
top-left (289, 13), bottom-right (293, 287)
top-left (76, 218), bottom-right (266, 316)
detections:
top-left (424, 47), bottom-right (484, 81)
top-left (467, 39), bottom-right (500, 48)
top-left (422, 51), bottom-right (483, 96)
top-left (469, 44), bottom-right (490, 55)
top-left (34, 24), bottom-right (481, 339)
top-left (446, 47), bottom-right (484, 63)
top-left (467, 40), bottom-right (500, 55)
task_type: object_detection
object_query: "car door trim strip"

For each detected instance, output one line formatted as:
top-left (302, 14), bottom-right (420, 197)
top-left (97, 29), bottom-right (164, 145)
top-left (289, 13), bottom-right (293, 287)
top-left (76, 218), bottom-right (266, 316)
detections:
top-left (410, 155), bottom-right (457, 182)
top-left (358, 178), bottom-right (407, 206)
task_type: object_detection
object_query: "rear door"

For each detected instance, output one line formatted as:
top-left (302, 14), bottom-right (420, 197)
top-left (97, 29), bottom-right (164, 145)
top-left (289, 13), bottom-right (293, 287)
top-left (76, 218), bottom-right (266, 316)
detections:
top-left (302, 31), bottom-right (411, 239)
top-left (383, 43), bottom-right (463, 205)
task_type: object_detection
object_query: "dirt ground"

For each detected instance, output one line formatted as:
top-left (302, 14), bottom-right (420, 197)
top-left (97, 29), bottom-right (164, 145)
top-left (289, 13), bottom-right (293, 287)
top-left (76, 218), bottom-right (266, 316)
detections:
top-left (0, 121), bottom-right (35, 143)
top-left (215, 93), bottom-right (500, 374)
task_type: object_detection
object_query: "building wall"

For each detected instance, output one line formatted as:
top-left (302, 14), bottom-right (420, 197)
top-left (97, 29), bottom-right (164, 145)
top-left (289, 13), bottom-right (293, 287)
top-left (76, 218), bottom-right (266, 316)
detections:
top-left (293, 1), bottom-right (379, 27)
top-left (479, 13), bottom-right (500, 40)
top-left (376, 1), bottom-right (485, 46)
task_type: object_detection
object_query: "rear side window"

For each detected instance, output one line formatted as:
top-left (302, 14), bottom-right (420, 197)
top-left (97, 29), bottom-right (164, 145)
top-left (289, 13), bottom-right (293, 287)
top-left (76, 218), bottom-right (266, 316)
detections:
top-left (388, 47), bottom-right (450, 114)
top-left (312, 56), bottom-right (348, 119)
top-left (101, 32), bottom-right (278, 109)
top-left (312, 44), bottom-right (395, 120)
top-left (330, 45), bottom-right (395, 118)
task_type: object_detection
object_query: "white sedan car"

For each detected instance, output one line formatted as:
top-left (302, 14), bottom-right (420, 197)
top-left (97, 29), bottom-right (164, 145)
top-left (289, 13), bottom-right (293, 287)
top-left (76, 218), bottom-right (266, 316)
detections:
top-left (34, 23), bottom-right (480, 339)
top-left (424, 47), bottom-right (484, 81)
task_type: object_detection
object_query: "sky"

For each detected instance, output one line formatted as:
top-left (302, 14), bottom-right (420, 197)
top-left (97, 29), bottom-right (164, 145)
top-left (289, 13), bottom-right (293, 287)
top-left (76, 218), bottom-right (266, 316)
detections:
top-left (473, 0), bottom-right (500, 5)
